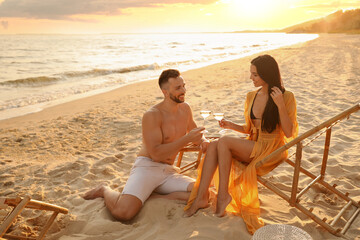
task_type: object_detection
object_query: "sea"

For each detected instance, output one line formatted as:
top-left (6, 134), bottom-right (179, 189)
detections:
top-left (0, 33), bottom-right (318, 120)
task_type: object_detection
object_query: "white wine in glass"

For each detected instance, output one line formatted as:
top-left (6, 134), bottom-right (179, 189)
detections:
top-left (213, 112), bottom-right (224, 121)
top-left (213, 112), bottom-right (228, 135)
top-left (200, 110), bottom-right (211, 134)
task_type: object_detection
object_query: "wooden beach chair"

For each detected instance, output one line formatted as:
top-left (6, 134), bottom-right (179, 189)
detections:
top-left (176, 103), bottom-right (360, 239)
top-left (176, 136), bottom-right (218, 173)
top-left (0, 196), bottom-right (68, 240)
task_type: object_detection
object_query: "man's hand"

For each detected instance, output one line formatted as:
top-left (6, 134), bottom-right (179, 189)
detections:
top-left (186, 127), bottom-right (205, 143)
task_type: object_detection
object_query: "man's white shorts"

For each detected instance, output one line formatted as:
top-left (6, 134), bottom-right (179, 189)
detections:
top-left (122, 156), bottom-right (194, 204)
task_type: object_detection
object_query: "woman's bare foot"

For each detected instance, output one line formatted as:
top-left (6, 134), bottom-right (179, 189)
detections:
top-left (184, 192), bottom-right (210, 217)
top-left (215, 193), bottom-right (232, 217)
top-left (83, 183), bottom-right (108, 200)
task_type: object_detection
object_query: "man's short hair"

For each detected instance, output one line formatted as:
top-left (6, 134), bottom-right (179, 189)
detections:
top-left (158, 69), bottom-right (180, 89)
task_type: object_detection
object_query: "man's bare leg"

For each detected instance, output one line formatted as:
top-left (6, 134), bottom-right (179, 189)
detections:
top-left (150, 192), bottom-right (190, 202)
top-left (150, 182), bottom-right (194, 202)
top-left (215, 136), bottom-right (254, 217)
top-left (83, 184), bottom-right (142, 221)
top-left (184, 141), bottom-right (219, 217)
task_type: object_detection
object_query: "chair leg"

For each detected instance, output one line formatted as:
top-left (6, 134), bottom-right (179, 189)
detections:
top-left (36, 212), bottom-right (59, 240)
top-left (176, 152), bottom-right (184, 168)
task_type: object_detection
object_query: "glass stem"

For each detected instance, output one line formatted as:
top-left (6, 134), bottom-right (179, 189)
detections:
top-left (203, 118), bottom-right (206, 137)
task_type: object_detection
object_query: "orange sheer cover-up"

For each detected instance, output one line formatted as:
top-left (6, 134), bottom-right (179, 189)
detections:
top-left (184, 90), bottom-right (298, 234)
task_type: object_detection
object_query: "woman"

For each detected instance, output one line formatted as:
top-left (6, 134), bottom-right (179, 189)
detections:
top-left (184, 54), bottom-right (298, 234)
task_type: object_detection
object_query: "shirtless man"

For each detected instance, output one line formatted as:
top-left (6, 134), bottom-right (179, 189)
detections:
top-left (83, 69), bottom-right (208, 221)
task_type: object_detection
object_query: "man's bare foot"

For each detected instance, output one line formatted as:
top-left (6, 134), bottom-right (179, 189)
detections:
top-left (215, 193), bottom-right (232, 217)
top-left (184, 197), bottom-right (209, 217)
top-left (83, 183), bottom-right (108, 200)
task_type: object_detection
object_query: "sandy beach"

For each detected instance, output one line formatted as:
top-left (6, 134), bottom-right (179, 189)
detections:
top-left (1, 34), bottom-right (359, 240)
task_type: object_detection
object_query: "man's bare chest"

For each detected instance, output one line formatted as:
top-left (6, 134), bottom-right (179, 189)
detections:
top-left (161, 115), bottom-right (188, 143)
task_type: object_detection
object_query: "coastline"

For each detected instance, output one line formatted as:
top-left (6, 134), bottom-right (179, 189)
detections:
top-left (0, 34), bottom-right (359, 240)
top-left (0, 32), bottom-right (318, 122)
top-left (0, 36), bottom-right (312, 129)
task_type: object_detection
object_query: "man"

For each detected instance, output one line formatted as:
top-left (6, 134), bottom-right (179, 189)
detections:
top-left (83, 69), bottom-right (207, 221)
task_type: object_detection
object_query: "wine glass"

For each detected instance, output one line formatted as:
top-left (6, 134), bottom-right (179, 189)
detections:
top-left (213, 112), bottom-right (227, 135)
top-left (200, 110), bottom-right (211, 135)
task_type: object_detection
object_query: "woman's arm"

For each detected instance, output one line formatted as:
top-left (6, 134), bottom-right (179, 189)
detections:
top-left (270, 87), bottom-right (293, 138)
top-left (219, 119), bottom-right (247, 133)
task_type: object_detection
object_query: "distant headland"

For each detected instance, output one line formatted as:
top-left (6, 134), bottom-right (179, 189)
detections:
top-left (235, 8), bottom-right (360, 34)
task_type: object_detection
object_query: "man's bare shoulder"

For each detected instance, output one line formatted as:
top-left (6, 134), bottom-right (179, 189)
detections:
top-left (142, 104), bottom-right (162, 122)
top-left (179, 102), bottom-right (192, 112)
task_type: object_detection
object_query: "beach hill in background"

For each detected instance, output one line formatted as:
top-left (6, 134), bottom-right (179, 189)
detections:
top-left (283, 8), bottom-right (360, 34)
top-left (235, 8), bottom-right (360, 34)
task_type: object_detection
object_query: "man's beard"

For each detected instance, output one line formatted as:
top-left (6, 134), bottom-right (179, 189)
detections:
top-left (170, 93), bottom-right (184, 103)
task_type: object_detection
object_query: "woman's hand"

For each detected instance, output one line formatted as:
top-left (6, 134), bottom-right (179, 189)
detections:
top-left (271, 87), bottom-right (294, 137)
top-left (219, 119), bottom-right (233, 130)
top-left (270, 87), bottom-right (285, 108)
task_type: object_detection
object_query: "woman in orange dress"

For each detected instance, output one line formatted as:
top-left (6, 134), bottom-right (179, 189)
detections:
top-left (184, 54), bottom-right (298, 234)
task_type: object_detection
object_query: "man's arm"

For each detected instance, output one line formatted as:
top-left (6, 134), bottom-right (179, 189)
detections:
top-left (142, 109), bottom-right (204, 164)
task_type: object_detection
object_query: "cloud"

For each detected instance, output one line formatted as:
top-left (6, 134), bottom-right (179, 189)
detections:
top-left (1, 20), bottom-right (8, 29)
top-left (0, 0), bottom-right (217, 20)
top-left (297, 1), bottom-right (360, 9)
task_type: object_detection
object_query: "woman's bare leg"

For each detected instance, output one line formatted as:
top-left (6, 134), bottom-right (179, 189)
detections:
top-left (184, 141), bottom-right (219, 217)
top-left (216, 136), bottom-right (254, 217)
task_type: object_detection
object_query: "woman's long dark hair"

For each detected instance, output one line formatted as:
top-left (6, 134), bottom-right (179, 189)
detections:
top-left (251, 54), bottom-right (285, 133)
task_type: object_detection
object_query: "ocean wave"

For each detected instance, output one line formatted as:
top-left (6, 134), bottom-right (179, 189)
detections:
top-left (0, 64), bottom-right (162, 88)
top-left (63, 64), bottom-right (161, 78)
top-left (0, 76), bottom-right (60, 87)
top-left (0, 52), bottom-right (243, 88)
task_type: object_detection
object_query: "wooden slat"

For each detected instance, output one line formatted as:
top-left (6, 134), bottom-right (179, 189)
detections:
top-left (293, 202), bottom-right (346, 238)
top-left (290, 142), bottom-right (302, 206)
top-left (5, 199), bottom-right (68, 214)
top-left (320, 128), bottom-right (332, 179)
top-left (296, 175), bottom-right (321, 201)
top-left (0, 196), bottom-right (30, 237)
top-left (331, 201), bottom-right (352, 227)
top-left (257, 176), bottom-right (291, 202)
top-left (180, 161), bottom-right (197, 173)
top-left (341, 208), bottom-right (360, 235)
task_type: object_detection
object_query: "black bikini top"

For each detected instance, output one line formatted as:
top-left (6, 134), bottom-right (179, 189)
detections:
top-left (250, 91), bottom-right (260, 120)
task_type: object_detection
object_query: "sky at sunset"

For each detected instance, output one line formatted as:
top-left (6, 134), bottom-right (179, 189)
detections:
top-left (0, 0), bottom-right (360, 34)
